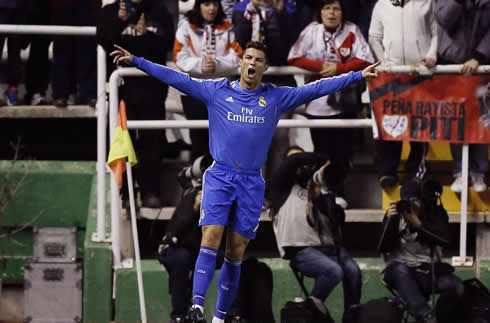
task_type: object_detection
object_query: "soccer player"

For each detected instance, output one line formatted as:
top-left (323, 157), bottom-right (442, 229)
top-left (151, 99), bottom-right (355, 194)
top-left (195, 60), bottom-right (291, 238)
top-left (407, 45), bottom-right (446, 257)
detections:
top-left (111, 41), bottom-right (379, 323)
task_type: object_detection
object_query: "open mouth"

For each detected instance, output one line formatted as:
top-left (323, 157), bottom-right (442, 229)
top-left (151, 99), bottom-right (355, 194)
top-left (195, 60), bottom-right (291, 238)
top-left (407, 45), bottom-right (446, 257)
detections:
top-left (247, 67), bottom-right (256, 78)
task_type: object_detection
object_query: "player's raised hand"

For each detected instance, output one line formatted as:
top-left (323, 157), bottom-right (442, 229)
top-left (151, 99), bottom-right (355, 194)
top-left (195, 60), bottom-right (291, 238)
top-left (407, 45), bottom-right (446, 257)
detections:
top-left (362, 61), bottom-right (381, 79)
top-left (110, 44), bottom-right (133, 65)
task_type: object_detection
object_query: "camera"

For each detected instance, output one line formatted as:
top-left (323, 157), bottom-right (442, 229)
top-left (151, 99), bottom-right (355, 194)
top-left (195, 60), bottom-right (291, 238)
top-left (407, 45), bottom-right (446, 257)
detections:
top-left (396, 199), bottom-right (413, 215)
top-left (312, 163), bottom-right (345, 188)
top-left (177, 154), bottom-right (213, 190)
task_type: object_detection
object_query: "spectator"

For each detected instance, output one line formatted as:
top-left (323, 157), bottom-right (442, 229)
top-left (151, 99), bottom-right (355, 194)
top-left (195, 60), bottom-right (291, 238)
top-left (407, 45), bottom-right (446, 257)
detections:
top-left (221, 0), bottom-right (237, 22)
top-left (378, 180), bottom-right (464, 323)
top-left (271, 146), bottom-right (362, 323)
top-left (357, 0), bottom-right (377, 40)
top-left (51, 0), bottom-right (100, 108)
top-left (0, 0), bottom-right (28, 106)
top-left (174, 0), bottom-right (242, 161)
top-left (24, 0), bottom-right (52, 105)
top-left (369, 0), bottom-right (438, 188)
top-left (97, 0), bottom-right (175, 208)
top-left (287, 0), bottom-right (374, 205)
top-left (435, 0), bottom-right (490, 193)
top-left (232, 0), bottom-right (299, 198)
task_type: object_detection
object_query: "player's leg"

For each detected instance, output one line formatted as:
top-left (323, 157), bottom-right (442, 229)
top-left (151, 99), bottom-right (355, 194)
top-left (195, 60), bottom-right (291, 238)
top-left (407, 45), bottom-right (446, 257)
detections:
top-left (212, 171), bottom-right (264, 323)
top-left (212, 229), bottom-right (250, 323)
top-left (188, 224), bottom-right (225, 321)
top-left (188, 165), bottom-right (235, 322)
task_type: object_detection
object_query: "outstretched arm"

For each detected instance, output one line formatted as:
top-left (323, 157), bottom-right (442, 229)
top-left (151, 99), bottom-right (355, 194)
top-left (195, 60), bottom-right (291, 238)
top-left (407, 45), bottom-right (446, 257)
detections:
top-left (279, 61), bottom-right (380, 112)
top-left (110, 45), bottom-right (216, 104)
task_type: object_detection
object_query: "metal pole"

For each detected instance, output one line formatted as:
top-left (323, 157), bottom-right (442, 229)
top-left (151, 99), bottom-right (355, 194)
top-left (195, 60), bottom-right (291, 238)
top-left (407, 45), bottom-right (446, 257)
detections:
top-left (126, 162), bottom-right (147, 323)
top-left (109, 71), bottom-right (122, 267)
top-left (0, 24), bottom-right (95, 35)
top-left (126, 118), bottom-right (374, 129)
top-left (459, 144), bottom-right (470, 259)
top-left (96, 45), bottom-right (107, 241)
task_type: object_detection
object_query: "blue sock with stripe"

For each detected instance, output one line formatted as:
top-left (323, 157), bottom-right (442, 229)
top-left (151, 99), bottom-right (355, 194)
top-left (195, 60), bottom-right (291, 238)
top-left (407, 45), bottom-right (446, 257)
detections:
top-left (214, 258), bottom-right (242, 320)
top-left (192, 246), bottom-right (217, 308)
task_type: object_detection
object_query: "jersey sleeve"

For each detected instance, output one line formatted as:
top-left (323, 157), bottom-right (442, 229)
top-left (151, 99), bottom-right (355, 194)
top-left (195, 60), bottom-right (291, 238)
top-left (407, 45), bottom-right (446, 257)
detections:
top-left (277, 71), bottom-right (363, 113)
top-left (132, 55), bottom-right (216, 104)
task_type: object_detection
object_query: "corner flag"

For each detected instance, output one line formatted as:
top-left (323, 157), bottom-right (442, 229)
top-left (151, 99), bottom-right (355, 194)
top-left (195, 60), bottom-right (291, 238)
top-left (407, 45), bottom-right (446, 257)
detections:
top-left (107, 100), bottom-right (138, 188)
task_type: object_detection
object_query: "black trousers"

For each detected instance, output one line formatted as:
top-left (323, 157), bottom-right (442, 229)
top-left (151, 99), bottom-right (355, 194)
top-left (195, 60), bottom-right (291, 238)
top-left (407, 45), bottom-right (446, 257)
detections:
top-left (50, 0), bottom-right (97, 101)
top-left (0, 8), bottom-right (25, 87)
top-left (161, 246), bottom-right (197, 319)
top-left (25, 1), bottom-right (52, 98)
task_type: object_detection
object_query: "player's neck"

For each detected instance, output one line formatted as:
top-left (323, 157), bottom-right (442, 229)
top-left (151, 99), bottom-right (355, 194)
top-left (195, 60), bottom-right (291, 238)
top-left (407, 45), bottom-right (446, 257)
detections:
top-left (239, 78), bottom-right (260, 91)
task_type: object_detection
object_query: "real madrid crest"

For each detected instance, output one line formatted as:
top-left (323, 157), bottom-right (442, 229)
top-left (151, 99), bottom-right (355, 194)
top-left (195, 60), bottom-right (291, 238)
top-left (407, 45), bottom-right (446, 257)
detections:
top-left (258, 96), bottom-right (267, 107)
top-left (339, 47), bottom-right (351, 57)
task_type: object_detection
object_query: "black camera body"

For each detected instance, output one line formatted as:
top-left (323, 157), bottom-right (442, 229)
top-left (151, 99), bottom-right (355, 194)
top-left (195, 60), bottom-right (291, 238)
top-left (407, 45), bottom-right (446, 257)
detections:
top-left (312, 163), bottom-right (345, 189)
top-left (396, 199), bottom-right (413, 215)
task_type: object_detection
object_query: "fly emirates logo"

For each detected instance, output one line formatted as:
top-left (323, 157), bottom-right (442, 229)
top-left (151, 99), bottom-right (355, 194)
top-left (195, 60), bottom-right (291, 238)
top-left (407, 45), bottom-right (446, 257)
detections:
top-left (227, 107), bottom-right (265, 124)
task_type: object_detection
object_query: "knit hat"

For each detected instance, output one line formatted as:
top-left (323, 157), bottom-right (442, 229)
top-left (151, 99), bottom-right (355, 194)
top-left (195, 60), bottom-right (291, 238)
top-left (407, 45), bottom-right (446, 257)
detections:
top-left (400, 181), bottom-right (422, 200)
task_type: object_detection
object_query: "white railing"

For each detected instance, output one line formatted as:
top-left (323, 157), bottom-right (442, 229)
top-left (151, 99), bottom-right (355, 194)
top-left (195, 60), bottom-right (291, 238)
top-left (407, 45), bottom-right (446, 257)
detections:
top-left (0, 24), bottom-right (488, 268)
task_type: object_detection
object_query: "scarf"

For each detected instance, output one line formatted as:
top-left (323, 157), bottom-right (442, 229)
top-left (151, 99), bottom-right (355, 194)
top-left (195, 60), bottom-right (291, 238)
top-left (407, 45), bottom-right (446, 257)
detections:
top-left (202, 24), bottom-right (216, 57)
top-left (243, 1), bottom-right (273, 43)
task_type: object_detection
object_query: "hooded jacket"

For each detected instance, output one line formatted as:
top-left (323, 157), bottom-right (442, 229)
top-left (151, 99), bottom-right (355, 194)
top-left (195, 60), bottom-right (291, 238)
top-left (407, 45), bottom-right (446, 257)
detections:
top-left (435, 0), bottom-right (490, 64)
top-left (232, 0), bottom-right (298, 66)
top-left (369, 0), bottom-right (438, 65)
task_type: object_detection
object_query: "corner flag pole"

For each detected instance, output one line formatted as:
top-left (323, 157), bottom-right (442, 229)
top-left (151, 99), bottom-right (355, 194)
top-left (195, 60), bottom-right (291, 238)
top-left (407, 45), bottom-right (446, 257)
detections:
top-left (126, 161), bottom-right (147, 323)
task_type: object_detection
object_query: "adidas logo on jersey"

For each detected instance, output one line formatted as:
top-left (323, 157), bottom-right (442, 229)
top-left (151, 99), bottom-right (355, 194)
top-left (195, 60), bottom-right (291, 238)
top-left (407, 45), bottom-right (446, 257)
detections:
top-left (225, 96), bottom-right (234, 102)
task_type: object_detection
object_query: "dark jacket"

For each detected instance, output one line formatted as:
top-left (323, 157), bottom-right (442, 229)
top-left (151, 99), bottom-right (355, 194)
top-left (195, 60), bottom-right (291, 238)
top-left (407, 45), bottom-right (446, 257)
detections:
top-left (232, 0), bottom-right (299, 66)
top-left (435, 0), bottom-right (490, 64)
top-left (270, 152), bottom-right (325, 215)
top-left (378, 203), bottom-right (451, 254)
top-left (96, 0), bottom-right (174, 104)
top-left (164, 188), bottom-right (202, 251)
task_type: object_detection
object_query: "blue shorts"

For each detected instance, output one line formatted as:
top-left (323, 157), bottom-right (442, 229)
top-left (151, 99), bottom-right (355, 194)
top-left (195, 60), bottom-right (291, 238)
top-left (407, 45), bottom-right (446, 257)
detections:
top-left (200, 161), bottom-right (265, 239)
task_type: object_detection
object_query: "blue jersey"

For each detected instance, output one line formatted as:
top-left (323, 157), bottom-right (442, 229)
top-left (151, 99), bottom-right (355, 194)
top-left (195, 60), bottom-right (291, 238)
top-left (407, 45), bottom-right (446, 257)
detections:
top-left (132, 56), bottom-right (362, 170)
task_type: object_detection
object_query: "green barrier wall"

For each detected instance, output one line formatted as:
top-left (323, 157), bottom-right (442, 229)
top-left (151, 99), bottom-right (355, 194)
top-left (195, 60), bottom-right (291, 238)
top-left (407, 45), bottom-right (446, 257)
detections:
top-left (115, 258), bottom-right (488, 323)
top-left (0, 160), bottom-right (94, 281)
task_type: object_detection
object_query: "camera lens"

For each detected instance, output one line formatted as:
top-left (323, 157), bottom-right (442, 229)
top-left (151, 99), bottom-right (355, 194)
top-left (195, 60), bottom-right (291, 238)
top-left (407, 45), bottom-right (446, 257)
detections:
top-left (396, 200), bottom-right (412, 214)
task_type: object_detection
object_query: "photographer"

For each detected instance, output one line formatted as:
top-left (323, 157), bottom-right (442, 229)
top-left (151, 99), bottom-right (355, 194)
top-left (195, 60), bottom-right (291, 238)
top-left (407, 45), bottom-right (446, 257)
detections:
top-left (271, 146), bottom-right (362, 323)
top-left (158, 155), bottom-right (213, 323)
top-left (378, 181), bottom-right (464, 323)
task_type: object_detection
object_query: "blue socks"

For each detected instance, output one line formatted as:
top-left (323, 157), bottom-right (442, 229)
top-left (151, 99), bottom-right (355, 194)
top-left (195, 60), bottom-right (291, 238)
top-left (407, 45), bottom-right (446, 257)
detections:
top-left (192, 246), bottom-right (218, 307)
top-left (214, 258), bottom-right (242, 320)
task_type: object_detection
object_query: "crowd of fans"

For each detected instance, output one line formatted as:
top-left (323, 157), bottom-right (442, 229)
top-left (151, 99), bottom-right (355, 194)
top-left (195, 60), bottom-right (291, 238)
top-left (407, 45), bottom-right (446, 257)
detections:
top-left (0, 0), bottom-right (488, 200)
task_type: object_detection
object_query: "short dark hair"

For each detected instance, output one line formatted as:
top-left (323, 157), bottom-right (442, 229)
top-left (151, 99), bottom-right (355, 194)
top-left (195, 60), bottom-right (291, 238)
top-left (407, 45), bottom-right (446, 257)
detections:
top-left (243, 41), bottom-right (268, 59)
top-left (186, 0), bottom-right (226, 28)
top-left (316, 0), bottom-right (344, 23)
